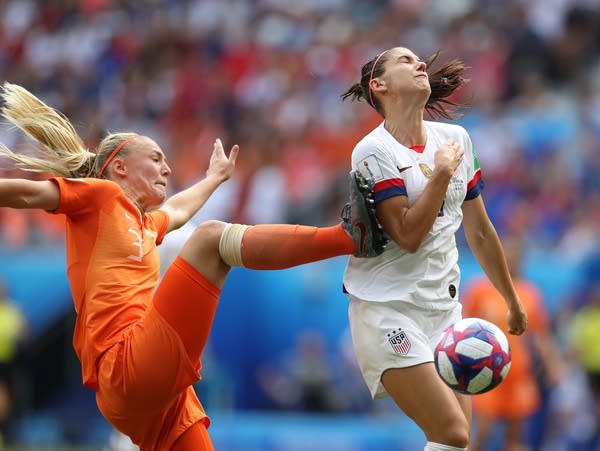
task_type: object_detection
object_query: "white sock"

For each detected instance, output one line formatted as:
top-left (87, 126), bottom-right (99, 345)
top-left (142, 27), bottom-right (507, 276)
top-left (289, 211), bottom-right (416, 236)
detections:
top-left (424, 442), bottom-right (466, 451)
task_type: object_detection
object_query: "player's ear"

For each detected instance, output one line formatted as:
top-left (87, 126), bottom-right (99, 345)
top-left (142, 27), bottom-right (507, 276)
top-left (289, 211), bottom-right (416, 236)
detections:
top-left (111, 158), bottom-right (127, 176)
top-left (370, 78), bottom-right (386, 93)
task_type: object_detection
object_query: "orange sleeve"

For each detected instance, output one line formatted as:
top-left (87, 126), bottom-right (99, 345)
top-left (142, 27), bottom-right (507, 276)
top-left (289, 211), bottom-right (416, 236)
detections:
top-left (49, 177), bottom-right (121, 218)
top-left (149, 209), bottom-right (169, 245)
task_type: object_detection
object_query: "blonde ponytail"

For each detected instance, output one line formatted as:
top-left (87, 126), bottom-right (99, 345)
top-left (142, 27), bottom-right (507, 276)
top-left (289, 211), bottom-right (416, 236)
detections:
top-left (0, 82), bottom-right (95, 177)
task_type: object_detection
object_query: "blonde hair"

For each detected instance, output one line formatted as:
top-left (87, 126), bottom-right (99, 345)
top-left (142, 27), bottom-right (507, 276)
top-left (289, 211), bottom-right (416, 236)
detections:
top-left (0, 82), bottom-right (138, 178)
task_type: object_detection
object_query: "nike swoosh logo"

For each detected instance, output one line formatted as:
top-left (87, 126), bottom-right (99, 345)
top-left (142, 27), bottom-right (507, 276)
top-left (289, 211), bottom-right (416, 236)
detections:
top-left (397, 165), bottom-right (412, 174)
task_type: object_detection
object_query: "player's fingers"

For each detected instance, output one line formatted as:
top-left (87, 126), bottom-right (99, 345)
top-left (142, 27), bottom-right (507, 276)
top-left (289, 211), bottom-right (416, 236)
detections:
top-left (213, 138), bottom-right (225, 154)
top-left (228, 145), bottom-right (240, 164)
top-left (509, 324), bottom-right (525, 335)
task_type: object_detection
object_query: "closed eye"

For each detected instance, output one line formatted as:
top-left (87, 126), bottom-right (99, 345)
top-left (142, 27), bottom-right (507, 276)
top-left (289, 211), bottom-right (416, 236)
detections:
top-left (398, 55), bottom-right (421, 64)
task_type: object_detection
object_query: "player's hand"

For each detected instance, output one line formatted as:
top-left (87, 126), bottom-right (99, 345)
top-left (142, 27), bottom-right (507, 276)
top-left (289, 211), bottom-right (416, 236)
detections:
top-left (206, 138), bottom-right (239, 182)
top-left (434, 138), bottom-right (464, 176)
top-left (506, 304), bottom-right (528, 335)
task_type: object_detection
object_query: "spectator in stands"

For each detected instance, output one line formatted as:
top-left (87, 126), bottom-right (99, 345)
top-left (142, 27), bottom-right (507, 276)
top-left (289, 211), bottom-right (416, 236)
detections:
top-left (567, 283), bottom-right (600, 449)
top-left (0, 278), bottom-right (27, 446)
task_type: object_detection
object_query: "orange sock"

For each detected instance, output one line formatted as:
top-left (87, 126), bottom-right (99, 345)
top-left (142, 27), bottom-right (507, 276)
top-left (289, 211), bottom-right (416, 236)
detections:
top-left (241, 223), bottom-right (355, 270)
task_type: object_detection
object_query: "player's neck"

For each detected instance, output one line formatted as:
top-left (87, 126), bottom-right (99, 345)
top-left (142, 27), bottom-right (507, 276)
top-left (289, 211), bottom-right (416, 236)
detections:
top-left (119, 183), bottom-right (147, 214)
top-left (384, 117), bottom-right (426, 148)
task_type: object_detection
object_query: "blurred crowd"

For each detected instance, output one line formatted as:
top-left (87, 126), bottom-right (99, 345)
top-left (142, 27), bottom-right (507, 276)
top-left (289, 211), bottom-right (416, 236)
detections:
top-left (0, 0), bottom-right (598, 257)
top-left (2, 0), bottom-right (600, 449)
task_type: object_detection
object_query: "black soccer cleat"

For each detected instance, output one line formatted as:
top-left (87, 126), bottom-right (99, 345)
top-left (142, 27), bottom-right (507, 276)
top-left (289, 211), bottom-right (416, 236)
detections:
top-left (341, 170), bottom-right (388, 257)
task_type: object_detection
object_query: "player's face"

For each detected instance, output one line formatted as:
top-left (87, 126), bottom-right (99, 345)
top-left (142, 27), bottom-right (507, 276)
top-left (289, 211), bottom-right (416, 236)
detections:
top-left (379, 47), bottom-right (430, 100)
top-left (122, 137), bottom-right (172, 209)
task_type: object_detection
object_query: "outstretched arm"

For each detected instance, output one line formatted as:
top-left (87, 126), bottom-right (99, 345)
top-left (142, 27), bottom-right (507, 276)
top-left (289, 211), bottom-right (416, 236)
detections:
top-left (160, 139), bottom-right (239, 233)
top-left (0, 179), bottom-right (60, 210)
top-left (461, 195), bottom-right (528, 335)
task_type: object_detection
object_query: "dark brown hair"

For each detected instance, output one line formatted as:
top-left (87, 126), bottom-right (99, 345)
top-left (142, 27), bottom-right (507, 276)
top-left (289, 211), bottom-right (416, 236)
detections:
top-left (341, 50), bottom-right (469, 120)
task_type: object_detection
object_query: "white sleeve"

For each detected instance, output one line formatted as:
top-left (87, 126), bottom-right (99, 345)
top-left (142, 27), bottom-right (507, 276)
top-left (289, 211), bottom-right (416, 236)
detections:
top-left (351, 137), bottom-right (402, 183)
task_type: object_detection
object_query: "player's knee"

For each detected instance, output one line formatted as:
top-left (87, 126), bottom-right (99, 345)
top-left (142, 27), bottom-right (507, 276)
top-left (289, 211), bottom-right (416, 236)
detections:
top-left (193, 220), bottom-right (227, 248)
top-left (436, 417), bottom-right (470, 449)
top-left (174, 220), bottom-right (233, 288)
top-left (179, 220), bottom-right (226, 264)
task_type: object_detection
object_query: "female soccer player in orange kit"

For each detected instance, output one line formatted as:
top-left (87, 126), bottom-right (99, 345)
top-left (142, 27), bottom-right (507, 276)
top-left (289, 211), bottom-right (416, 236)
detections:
top-left (462, 235), bottom-right (563, 451)
top-left (0, 83), bottom-right (386, 450)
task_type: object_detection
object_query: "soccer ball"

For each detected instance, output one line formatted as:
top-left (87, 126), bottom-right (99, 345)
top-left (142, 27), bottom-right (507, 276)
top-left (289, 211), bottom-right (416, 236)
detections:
top-left (434, 317), bottom-right (511, 395)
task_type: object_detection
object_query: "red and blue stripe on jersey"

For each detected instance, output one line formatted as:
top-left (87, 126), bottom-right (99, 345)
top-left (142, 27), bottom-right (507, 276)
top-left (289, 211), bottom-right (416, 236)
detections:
top-left (465, 169), bottom-right (484, 201)
top-left (371, 168), bottom-right (485, 203)
top-left (372, 178), bottom-right (408, 202)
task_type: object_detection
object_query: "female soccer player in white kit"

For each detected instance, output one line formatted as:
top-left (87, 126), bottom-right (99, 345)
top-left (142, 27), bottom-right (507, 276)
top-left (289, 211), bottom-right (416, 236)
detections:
top-left (341, 47), bottom-right (528, 451)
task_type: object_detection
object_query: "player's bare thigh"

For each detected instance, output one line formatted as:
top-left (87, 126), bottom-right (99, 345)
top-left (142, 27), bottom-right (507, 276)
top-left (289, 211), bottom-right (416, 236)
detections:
top-left (381, 362), bottom-right (471, 446)
top-left (178, 220), bottom-right (230, 287)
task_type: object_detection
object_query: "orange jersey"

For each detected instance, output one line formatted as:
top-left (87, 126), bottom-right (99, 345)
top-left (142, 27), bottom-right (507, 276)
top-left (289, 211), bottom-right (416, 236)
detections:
top-left (50, 177), bottom-right (169, 388)
top-left (461, 276), bottom-right (550, 418)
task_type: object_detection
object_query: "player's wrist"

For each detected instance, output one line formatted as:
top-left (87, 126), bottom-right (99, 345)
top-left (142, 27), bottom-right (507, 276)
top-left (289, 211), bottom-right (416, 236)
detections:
top-left (204, 172), bottom-right (229, 185)
top-left (432, 166), bottom-right (454, 180)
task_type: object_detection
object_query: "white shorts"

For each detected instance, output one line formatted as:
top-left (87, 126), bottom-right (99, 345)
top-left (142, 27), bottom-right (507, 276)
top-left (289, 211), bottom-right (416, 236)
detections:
top-left (347, 295), bottom-right (462, 400)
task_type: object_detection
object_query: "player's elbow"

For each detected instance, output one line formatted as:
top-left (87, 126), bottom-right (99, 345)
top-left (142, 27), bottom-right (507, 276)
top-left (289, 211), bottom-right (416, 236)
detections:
top-left (385, 221), bottom-right (426, 253)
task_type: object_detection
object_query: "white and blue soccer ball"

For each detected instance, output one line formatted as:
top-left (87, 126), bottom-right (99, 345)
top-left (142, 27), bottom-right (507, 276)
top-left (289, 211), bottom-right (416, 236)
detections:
top-left (434, 317), bottom-right (511, 395)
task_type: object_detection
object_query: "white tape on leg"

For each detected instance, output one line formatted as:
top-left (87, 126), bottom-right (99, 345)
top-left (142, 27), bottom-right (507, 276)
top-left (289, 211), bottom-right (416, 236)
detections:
top-left (218, 223), bottom-right (249, 267)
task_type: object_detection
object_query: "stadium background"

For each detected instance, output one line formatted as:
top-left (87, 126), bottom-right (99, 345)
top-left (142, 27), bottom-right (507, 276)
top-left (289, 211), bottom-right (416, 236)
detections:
top-left (0, 0), bottom-right (599, 449)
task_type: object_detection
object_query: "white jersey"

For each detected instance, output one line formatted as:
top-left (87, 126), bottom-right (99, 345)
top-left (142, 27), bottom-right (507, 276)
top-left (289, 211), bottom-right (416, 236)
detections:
top-left (343, 120), bottom-right (483, 310)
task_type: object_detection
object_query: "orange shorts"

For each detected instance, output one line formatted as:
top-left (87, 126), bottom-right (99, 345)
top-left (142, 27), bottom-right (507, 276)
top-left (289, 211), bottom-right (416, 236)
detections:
top-left (95, 257), bottom-right (220, 450)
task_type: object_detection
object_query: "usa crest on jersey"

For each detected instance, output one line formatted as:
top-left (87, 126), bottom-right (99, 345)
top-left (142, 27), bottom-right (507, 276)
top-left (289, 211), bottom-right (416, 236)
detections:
top-left (388, 329), bottom-right (411, 355)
